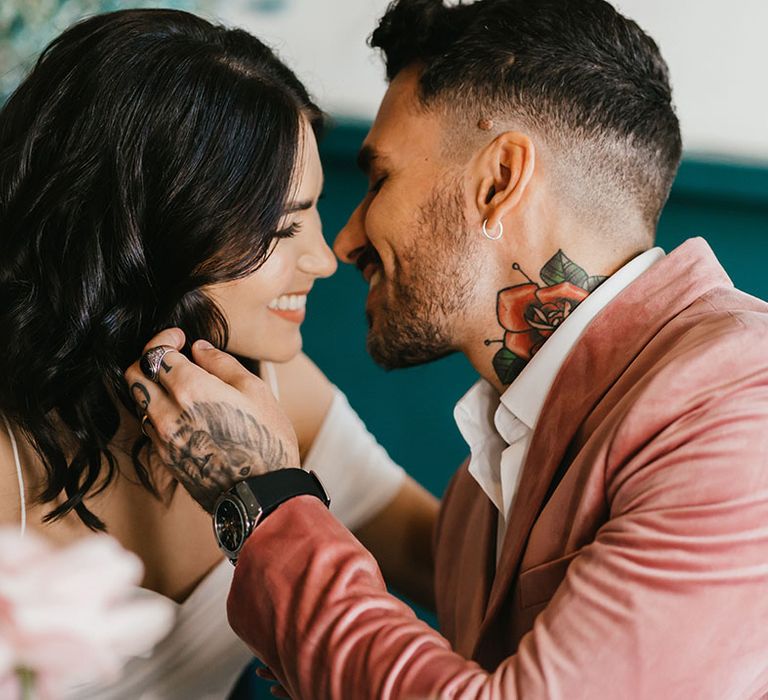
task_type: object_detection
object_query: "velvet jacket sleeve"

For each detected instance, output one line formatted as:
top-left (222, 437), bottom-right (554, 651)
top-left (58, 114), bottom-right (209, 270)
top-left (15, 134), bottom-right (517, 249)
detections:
top-left (227, 327), bottom-right (768, 700)
top-left (227, 371), bottom-right (768, 700)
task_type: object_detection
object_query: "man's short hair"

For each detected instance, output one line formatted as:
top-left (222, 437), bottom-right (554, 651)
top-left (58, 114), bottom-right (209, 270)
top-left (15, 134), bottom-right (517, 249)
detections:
top-left (371, 0), bottom-right (683, 232)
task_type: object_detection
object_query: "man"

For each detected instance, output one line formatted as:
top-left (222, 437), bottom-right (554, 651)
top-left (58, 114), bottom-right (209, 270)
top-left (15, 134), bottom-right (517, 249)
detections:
top-left (126, 0), bottom-right (768, 697)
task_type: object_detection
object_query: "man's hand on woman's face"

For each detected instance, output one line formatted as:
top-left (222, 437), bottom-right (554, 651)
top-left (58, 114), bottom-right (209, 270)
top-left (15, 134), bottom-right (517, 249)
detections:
top-left (124, 328), bottom-right (300, 513)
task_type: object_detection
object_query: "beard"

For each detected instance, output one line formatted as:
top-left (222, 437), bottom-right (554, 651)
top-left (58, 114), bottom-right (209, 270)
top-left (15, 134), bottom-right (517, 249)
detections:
top-left (365, 178), bottom-right (479, 370)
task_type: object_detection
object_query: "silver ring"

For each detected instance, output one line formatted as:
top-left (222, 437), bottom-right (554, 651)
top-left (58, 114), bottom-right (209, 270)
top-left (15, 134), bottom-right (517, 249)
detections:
top-left (139, 345), bottom-right (175, 382)
top-left (482, 219), bottom-right (504, 241)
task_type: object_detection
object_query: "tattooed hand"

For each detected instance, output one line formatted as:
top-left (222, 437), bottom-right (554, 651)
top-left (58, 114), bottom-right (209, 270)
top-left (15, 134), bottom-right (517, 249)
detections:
top-left (124, 329), bottom-right (300, 512)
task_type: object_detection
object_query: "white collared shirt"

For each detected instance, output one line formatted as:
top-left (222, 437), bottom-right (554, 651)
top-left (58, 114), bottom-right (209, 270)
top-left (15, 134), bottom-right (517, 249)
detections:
top-left (454, 248), bottom-right (665, 562)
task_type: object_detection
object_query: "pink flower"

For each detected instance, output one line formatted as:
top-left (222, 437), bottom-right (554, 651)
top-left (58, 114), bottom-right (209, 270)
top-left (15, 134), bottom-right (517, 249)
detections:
top-left (0, 528), bottom-right (175, 698)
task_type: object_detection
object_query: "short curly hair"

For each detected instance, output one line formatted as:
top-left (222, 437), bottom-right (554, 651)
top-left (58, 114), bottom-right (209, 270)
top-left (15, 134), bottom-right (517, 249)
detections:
top-left (371, 0), bottom-right (682, 232)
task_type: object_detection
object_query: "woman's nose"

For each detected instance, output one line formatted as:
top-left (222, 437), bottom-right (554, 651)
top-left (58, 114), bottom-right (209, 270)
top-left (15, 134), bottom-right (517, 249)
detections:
top-left (298, 233), bottom-right (338, 279)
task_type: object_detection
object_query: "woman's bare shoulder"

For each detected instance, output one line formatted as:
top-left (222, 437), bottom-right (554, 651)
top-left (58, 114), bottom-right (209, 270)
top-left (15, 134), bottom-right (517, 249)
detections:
top-left (269, 354), bottom-right (335, 460)
top-left (0, 419), bottom-right (24, 527)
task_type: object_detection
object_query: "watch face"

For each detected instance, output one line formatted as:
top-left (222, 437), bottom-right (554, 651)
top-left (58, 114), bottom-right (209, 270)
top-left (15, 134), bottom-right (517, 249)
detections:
top-left (214, 498), bottom-right (246, 556)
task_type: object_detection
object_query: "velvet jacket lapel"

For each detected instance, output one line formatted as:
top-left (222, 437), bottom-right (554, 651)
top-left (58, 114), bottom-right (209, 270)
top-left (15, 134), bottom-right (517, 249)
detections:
top-left (471, 237), bottom-right (732, 664)
top-left (434, 461), bottom-right (499, 657)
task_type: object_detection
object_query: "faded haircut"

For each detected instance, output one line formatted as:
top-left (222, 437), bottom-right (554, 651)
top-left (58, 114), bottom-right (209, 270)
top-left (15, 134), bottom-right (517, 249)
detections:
top-left (370, 0), bottom-right (683, 234)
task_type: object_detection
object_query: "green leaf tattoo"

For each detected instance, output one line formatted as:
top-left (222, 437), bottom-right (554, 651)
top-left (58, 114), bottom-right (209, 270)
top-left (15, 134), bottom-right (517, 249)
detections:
top-left (584, 274), bottom-right (607, 292)
top-left (540, 249), bottom-right (589, 289)
top-left (492, 348), bottom-right (529, 385)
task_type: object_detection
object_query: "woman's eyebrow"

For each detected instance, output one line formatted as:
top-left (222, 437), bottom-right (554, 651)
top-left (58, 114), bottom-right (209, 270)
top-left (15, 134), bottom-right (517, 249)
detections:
top-left (284, 199), bottom-right (313, 213)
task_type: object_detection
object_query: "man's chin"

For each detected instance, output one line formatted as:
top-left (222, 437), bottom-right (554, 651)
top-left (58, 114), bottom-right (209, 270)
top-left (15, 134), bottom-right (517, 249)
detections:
top-left (366, 330), bottom-right (455, 370)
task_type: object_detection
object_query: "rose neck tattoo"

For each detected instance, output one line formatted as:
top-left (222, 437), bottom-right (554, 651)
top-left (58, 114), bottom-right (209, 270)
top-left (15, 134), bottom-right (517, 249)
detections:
top-left (485, 250), bottom-right (606, 386)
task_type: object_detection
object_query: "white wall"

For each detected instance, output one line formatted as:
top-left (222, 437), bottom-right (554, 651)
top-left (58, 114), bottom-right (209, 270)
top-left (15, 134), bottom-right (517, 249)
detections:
top-left (224, 0), bottom-right (768, 162)
top-left (614, 0), bottom-right (768, 162)
top-left (220, 0), bottom-right (388, 118)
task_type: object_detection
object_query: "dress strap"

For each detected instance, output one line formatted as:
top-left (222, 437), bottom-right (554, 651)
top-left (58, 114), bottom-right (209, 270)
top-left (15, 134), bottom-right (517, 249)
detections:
top-left (1, 415), bottom-right (26, 537)
top-left (260, 361), bottom-right (281, 402)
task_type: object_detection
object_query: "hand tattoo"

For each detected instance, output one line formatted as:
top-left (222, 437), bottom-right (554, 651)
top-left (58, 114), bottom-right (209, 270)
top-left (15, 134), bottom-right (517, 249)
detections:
top-left (131, 382), bottom-right (151, 411)
top-left (166, 402), bottom-right (290, 512)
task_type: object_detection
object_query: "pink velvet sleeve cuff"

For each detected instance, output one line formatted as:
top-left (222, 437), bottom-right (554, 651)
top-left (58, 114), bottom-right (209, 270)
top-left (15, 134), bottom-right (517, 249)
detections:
top-left (227, 495), bottom-right (490, 699)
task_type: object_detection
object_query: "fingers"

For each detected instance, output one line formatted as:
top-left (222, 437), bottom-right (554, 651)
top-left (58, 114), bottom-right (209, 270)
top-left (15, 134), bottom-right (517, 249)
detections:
top-left (134, 330), bottom-right (263, 400)
top-left (256, 667), bottom-right (277, 682)
top-left (124, 364), bottom-right (175, 418)
top-left (125, 336), bottom-right (192, 438)
top-left (191, 340), bottom-right (261, 392)
top-left (135, 338), bottom-right (213, 400)
top-left (256, 666), bottom-right (289, 698)
top-left (142, 328), bottom-right (185, 354)
top-left (143, 348), bottom-right (202, 398)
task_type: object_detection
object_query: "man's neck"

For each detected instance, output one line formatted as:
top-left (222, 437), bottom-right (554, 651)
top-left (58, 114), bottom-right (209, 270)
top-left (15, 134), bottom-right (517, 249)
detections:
top-left (464, 248), bottom-right (617, 395)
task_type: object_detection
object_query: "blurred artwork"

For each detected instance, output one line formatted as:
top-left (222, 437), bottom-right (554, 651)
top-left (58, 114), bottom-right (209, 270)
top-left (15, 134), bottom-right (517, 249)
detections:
top-left (0, 0), bottom-right (289, 103)
top-left (0, 1), bottom-right (199, 102)
top-left (250, 0), bottom-right (289, 11)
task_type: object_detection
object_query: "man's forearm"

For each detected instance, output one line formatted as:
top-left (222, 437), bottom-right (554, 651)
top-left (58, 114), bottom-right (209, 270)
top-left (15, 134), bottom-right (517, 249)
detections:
top-left (228, 497), bottom-right (493, 700)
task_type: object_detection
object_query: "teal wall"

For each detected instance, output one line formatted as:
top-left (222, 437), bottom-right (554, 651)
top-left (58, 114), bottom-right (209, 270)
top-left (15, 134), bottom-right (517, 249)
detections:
top-left (307, 122), bottom-right (768, 501)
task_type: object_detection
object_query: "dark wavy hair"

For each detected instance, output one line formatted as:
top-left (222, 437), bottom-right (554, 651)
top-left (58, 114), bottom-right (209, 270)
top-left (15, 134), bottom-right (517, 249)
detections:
top-left (371, 0), bottom-right (682, 231)
top-left (0, 9), bottom-right (322, 530)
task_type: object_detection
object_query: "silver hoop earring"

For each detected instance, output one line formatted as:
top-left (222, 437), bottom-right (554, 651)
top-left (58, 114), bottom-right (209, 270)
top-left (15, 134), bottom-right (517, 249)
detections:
top-left (482, 219), bottom-right (503, 241)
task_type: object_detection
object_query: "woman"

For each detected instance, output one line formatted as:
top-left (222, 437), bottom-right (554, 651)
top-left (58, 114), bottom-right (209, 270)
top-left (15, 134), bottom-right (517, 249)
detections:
top-left (0, 9), bottom-right (437, 698)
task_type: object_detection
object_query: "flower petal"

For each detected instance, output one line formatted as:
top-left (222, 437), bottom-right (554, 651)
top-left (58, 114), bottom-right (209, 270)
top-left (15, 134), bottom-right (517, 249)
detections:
top-left (0, 527), bottom-right (175, 694)
top-left (497, 283), bottom-right (539, 332)
top-left (535, 281), bottom-right (589, 306)
top-left (503, 331), bottom-right (537, 361)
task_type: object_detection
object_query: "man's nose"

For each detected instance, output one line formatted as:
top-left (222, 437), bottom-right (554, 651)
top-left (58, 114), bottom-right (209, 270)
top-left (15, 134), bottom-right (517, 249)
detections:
top-left (333, 202), bottom-right (368, 265)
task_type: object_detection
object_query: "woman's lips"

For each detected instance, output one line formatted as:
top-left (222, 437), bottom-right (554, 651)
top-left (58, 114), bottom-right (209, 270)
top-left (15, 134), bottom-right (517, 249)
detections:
top-left (267, 291), bottom-right (309, 324)
top-left (268, 307), bottom-right (306, 324)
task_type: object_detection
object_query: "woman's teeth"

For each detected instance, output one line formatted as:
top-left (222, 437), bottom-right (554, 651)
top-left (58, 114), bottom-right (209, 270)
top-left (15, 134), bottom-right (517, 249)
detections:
top-left (268, 294), bottom-right (307, 311)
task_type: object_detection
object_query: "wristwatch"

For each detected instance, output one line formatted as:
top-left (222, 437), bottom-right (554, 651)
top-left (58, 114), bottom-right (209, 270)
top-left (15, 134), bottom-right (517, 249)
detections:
top-left (213, 468), bottom-right (330, 565)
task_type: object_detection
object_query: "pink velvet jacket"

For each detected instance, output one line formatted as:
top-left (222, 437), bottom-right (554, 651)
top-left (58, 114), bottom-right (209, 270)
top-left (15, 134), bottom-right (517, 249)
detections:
top-left (228, 239), bottom-right (768, 699)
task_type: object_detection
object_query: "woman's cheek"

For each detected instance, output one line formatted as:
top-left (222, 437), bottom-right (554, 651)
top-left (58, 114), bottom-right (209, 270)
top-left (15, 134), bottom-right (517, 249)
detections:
top-left (255, 246), bottom-right (295, 299)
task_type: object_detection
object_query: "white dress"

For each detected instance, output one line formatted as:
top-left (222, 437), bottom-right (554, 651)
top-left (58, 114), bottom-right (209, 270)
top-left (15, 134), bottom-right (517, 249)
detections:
top-left (3, 363), bottom-right (406, 699)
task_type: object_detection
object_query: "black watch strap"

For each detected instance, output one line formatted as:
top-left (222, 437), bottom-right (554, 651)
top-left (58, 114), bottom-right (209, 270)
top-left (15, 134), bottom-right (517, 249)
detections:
top-left (243, 468), bottom-right (330, 524)
top-left (215, 469), bottom-right (330, 565)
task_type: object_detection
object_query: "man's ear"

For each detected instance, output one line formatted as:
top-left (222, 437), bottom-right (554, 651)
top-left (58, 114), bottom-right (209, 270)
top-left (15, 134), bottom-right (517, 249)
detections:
top-left (474, 132), bottom-right (536, 231)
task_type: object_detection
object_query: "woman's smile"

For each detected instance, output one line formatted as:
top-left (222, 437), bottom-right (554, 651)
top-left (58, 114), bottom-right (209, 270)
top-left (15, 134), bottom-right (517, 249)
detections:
top-left (267, 291), bottom-right (309, 324)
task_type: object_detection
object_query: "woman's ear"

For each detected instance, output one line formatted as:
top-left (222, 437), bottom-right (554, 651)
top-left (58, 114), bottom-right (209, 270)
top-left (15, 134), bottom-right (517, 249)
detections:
top-left (474, 131), bottom-right (536, 231)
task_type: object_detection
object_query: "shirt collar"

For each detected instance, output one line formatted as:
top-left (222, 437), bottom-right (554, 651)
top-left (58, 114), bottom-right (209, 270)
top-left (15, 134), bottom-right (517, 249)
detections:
top-left (453, 379), bottom-right (508, 511)
top-left (454, 247), bottom-right (665, 514)
top-left (453, 379), bottom-right (500, 448)
top-left (500, 247), bottom-right (665, 430)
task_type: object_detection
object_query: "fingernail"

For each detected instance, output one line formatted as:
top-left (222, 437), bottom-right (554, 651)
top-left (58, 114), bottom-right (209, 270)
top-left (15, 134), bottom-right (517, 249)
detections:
top-left (195, 339), bottom-right (213, 350)
top-left (166, 327), bottom-right (184, 346)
